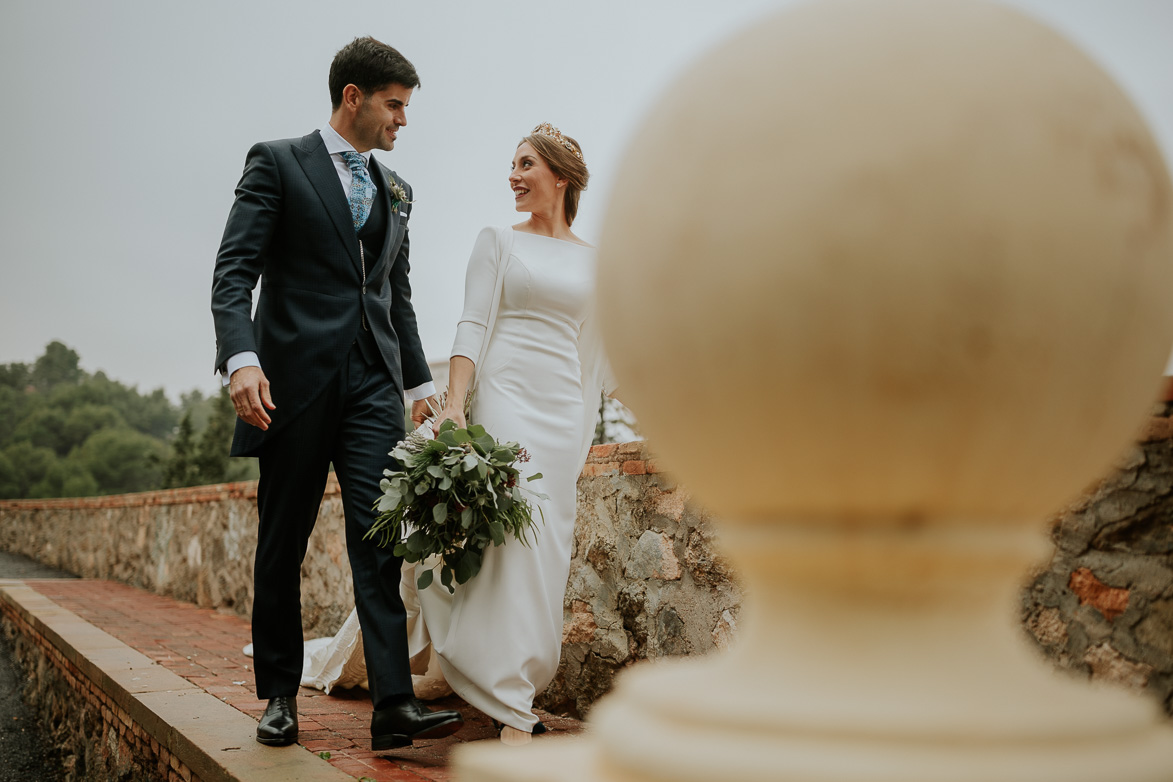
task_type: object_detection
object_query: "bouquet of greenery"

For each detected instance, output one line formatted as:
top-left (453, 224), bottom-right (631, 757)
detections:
top-left (366, 419), bottom-right (547, 592)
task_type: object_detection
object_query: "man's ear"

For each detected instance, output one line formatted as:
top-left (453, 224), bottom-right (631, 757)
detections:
top-left (342, 83), bottom-right (363, 111)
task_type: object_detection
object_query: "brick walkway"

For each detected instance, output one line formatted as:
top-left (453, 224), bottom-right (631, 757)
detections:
top-left (25, 580), bottom-right (582, 781)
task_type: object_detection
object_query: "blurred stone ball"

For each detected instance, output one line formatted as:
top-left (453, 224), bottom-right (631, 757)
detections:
top-left (595, 0), bottom-right (1173, 525)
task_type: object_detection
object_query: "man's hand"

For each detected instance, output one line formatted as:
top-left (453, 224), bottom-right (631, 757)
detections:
top-left (229, 366), bottom-right (275, 430)
top-left (411, 395), bottom-right (439, 428)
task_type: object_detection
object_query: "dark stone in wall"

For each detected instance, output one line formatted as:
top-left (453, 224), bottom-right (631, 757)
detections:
top-left (1023, 403), bottom-right (1173, 715)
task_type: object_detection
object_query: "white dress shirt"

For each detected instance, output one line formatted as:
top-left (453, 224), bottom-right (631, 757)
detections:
top-left (223, 124), bottom-right (436, 401)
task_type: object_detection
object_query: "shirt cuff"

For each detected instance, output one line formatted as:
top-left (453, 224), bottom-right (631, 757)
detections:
top-left (222, 352), bottom-right (261, 387)
top-left (404, 381), bottom-right (437, 402)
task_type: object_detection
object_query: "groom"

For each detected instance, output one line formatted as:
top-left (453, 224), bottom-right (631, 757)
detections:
top-left (210, 37), bottom-right (462, 748)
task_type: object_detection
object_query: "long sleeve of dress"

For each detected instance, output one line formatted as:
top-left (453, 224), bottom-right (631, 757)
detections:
top-left (450, 227), bottom-right (502, 363)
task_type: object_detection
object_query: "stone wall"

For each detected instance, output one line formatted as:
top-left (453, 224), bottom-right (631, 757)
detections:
top-left (0, 443), bottom-right (740, 717)
top-left (0, 479), bottom-right (354, 640)
top-left (0, 610), bottom-right (202, 781)
top-left (10, 420), bottom-right (1173, 720)
top-left (1023, 403), bottom-right (1173, 715)
top-left (541, 443), bottom-right (741, 717)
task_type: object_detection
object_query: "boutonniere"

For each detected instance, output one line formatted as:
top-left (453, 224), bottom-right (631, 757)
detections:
top-left (388, 176), bottom-right (414, 214)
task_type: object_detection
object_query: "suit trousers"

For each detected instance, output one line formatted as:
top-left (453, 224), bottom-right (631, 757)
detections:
top-left (252, 340), bottom-right (412, 708)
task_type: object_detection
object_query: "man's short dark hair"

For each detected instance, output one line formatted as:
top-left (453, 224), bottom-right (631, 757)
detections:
top-left (329, 37), bottom-right (420, 109)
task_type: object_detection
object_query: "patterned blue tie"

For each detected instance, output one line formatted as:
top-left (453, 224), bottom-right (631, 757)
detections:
top-left (340, 151), bottom-right (375, 232)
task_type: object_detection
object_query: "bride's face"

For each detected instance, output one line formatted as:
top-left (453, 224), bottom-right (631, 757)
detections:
top-left (509, 142), bottom-right (564, 215)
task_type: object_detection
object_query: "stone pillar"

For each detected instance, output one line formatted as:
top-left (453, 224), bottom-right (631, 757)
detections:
top-left (455, 0), bottom-right (1173, 779)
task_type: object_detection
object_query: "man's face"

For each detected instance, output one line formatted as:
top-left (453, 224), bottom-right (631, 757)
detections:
top-left (352, 83), bottom-right (412, 152)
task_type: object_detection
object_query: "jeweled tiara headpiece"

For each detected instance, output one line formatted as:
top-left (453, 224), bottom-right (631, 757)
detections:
top-left (532, 122), bottom-right (584, 163)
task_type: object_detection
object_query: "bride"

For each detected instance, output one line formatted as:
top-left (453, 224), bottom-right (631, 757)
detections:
top-left (301, 122), bottom-right (612, 746)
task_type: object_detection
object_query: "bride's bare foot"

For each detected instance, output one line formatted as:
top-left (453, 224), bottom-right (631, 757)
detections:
top-left (500, 725), bottom-right (532, 746)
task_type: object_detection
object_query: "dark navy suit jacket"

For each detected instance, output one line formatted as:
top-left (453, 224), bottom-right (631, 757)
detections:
top-left (210, 130), bottom-right (430, 456)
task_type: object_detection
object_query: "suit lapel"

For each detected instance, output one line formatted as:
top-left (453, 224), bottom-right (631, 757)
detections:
top-left (292, 131), bottom-right (361, 272)
top-left (367, 155), bottom-right (403, 276)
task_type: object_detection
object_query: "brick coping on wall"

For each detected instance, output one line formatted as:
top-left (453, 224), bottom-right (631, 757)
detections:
top-left (0, 441), bottom-right (657, 511)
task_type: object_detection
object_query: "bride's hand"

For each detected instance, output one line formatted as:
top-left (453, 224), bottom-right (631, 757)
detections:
top-left (431, 406), bottom-right (466, 434)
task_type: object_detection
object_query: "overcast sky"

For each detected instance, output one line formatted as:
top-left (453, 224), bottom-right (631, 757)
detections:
top-left (2, 0), bottom-right (1171, 400)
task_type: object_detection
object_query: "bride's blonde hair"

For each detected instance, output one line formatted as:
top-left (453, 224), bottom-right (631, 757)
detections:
top-left (520, 124), bottom-right (589, 226)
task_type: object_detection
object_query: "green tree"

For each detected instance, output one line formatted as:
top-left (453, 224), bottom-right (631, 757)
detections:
top-left (0, 341), bottom-right (240, 497)
top-left (178, 389), bottom-right (213, 433)
top-left (29, 458), bottom-right (99, 499)
top-left (31, 341), bottom-right (82, 392)
top-left (49, 376), bottom-right (130, 433)
top-left (194, 388), bottom-right (235, 484)
top-left (12, 406), bottom-right (68, 455)
top-left (47, 371), bottom-right (177, 441)
top-left (0, 442), bottom-right (58, 498)
top-left (0, 385), bottom-right (33, 447)
top-left (75, 428), bottom-right (166, 495)
top-left (0, 362), bottom-right (31, 390)
top-left (0, 452), bottom-right (20, 497)
top-left (125, 386), bottom-right (179, 440)
top-left (163, 411), bottom-right (201, 488)
top-left (61, 404), bottom-right (127, 452)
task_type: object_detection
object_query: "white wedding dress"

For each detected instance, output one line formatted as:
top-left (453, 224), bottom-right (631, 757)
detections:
top-left (299, 227), bottom-right (608, 732)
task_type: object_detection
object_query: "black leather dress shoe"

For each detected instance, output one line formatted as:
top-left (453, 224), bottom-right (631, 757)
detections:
top-left (371, 697), bottom-right (464, 750)
top-left (256, 696), bottom-right (298, 746)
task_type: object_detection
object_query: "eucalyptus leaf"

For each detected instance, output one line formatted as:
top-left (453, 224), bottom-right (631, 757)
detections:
top-left (417, 569), bottom-right (434, 590)
top-left (433, 502), bottom-right (448, 523)
top-left (488, 521), bottom-right (505, 546)
top-left (406, 530), bottom-right (429, 554)
top-left (455, 550), bottom-right (478, 584)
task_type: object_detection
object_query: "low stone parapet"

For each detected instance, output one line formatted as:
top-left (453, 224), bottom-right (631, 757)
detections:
top-left (15, 422), bottom-right (1173, 720)
top-left (0, 443), bottom-right (741, 717)
top-left (0, 476), bottom-right (354, 641)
